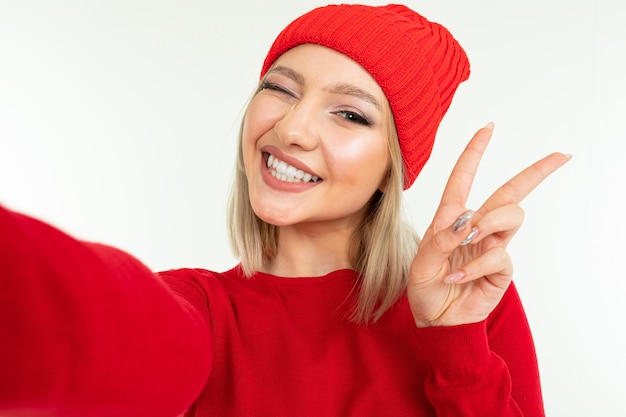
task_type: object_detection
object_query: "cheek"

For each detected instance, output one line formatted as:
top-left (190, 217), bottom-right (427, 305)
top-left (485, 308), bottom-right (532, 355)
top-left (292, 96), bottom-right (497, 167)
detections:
top-left (242, 95), bottom-right (285, 144)
top-left (242, 99), bottom-right (262, 150)
top-left (241, 97), bottom-right (272, 170)
top-left (326, 135), bottom-right (390, 184)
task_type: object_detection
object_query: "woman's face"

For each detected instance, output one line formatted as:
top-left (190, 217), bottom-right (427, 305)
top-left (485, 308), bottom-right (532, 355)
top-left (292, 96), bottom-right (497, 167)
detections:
top-left (242, 44), bottom-right (391, 231)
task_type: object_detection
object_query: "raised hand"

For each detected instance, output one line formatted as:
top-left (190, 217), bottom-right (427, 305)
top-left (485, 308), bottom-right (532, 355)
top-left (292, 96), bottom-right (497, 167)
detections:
top-left (407, 123), bottom-right (571, 327)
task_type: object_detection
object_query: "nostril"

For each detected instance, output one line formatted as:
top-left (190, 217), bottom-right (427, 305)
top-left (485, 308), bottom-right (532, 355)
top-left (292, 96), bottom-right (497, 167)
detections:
top-left (274, 108), bottom-right (319, 150)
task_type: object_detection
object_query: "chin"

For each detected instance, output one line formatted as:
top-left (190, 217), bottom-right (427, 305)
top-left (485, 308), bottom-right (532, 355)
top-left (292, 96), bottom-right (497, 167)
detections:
top-left (255, 213), bottom-right (282, 227)
top-left (250, 204), bottom-right (294, 228)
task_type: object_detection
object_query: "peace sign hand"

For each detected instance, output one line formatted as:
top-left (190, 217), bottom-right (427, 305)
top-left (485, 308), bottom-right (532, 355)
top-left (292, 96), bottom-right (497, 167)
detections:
top-left (407, 123), bottom-right (571, 328)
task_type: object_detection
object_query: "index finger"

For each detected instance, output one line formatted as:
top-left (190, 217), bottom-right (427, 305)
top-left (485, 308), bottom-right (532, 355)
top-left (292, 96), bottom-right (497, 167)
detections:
top-left (438, 123), bottom-right (494, 210)
top-left (479, 152), bottom-right (572, 214)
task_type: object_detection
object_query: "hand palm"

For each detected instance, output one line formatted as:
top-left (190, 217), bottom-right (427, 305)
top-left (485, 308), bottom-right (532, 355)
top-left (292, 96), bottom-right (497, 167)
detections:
top-left (407, 124), bottom-right (570, 327)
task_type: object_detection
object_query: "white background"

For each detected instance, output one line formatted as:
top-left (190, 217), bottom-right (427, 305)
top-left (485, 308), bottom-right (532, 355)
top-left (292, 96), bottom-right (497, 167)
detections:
top-left (1, 0), bottom-right (624, 415)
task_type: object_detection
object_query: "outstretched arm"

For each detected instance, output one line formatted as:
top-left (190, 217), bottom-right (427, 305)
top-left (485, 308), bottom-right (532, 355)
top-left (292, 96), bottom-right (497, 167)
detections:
top-left (0, 206), bottom-right (211, 417)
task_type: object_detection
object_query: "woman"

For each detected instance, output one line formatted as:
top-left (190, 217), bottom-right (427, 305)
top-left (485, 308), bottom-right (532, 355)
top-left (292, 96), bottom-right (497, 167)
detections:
top-left (0, 4), bottom-right (569, 417)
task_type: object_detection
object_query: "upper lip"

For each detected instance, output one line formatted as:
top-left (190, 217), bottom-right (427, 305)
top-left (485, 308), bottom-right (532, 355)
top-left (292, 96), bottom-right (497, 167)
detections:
top-left (262, 145), bottom-right (321, 179)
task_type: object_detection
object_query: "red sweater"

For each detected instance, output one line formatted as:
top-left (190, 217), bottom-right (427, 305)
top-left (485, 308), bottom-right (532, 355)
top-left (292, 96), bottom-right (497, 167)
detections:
top-left (0, 205), bottom-right (544, 416)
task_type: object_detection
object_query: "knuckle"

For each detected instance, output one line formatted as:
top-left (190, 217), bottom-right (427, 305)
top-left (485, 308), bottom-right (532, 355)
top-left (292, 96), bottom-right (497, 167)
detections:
top-left (432, 224), bottom-right (464, 253)
top-left (431, 230), bottom-right (450, 252)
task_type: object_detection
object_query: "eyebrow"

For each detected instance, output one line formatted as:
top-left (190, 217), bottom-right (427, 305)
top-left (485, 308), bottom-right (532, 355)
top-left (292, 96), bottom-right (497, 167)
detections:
top-left (327, 82), bottom-right (382, 111)
top-left (267, 65), bottom-right (382, 111)
top-left (268, 65), bottom-right (306, 85)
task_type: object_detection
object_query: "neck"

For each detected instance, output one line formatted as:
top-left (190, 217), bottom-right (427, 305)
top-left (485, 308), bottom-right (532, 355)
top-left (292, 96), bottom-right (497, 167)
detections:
top-left (262, 220), bottom-right (358, 278)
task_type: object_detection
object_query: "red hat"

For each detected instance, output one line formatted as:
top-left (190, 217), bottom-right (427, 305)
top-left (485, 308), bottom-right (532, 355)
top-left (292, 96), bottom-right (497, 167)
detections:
top-left (261, 4), bottom-right (470, 189)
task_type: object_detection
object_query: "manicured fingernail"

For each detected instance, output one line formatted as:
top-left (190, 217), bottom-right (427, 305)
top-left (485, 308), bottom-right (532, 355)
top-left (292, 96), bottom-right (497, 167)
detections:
top-left (444, 270), bottom-right (466, 284)
top-left (460, 226), bottom-right (479, 246)
top-left (484, 121), bottom-right (495, 130)
top-left (452, 210), bottom-right (474, 234)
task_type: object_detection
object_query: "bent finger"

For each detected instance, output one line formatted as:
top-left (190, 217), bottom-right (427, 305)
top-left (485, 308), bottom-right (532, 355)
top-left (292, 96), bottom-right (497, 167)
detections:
top-left (421, 209), bottom-right (481, 264)
top-left (444, 246), bottom-right (513, 286)
top-left (469, 204), bottom-right (525, 247)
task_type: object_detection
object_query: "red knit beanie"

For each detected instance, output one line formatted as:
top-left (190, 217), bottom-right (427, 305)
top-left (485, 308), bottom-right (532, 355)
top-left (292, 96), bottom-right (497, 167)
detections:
top-left (261, 4), bottom-right (470, 189)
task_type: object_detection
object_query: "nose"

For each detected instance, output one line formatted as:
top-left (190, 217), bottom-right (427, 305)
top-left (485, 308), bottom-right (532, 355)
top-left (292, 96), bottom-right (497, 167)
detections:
top-left (274, 101), bottom-right (320, 151)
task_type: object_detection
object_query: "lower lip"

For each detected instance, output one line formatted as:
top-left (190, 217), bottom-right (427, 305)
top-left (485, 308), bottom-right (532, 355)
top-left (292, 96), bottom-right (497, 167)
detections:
top-left (260, 157), bottom-right (321, 193)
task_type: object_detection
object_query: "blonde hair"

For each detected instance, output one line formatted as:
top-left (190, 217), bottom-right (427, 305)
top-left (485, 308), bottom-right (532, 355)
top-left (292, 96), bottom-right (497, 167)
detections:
top-left (227, 88), bottom-right (419, 323)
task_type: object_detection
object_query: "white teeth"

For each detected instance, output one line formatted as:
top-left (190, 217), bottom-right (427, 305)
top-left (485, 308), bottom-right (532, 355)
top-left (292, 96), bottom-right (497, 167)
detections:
top-left (266, 154), bottom-right (320, 183)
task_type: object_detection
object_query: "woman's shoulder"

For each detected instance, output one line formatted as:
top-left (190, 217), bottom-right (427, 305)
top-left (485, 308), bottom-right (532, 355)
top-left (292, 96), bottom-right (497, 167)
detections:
top-left (155, 265), bottom-right (244, 315)
top-left (159, 264), bottom-right (243, 281)
top-left (158, 264), bottom-right (247, 297)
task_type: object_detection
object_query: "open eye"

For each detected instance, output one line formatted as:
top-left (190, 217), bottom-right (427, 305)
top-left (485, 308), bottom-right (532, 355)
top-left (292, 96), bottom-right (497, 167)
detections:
top-left (335, 110), bottom-right (372, 126)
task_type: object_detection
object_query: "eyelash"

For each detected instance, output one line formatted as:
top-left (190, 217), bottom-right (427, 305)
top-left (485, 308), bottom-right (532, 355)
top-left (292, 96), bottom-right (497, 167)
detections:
top-left (260, 81), bottom-right (372, 126)
top-left (335, 110), bottom-right (372, 126)
top-left (260, 81), bottom-right (294, 96)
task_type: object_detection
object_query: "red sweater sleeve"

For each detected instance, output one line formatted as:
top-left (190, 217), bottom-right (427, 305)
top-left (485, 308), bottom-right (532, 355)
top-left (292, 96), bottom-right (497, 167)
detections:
top-left (0, 205), bottom-right (212, 417)
top-left (414, 284), bottom-right (544, 417)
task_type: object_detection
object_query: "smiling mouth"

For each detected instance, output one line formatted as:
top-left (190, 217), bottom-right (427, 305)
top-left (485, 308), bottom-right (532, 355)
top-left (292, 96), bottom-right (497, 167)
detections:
top-left (265, 153), bottom-right (322, 183)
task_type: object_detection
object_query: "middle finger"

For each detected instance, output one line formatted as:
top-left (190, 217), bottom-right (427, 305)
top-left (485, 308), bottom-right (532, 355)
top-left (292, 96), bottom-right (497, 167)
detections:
top-left (478, 152), bottom-right (570, 215)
